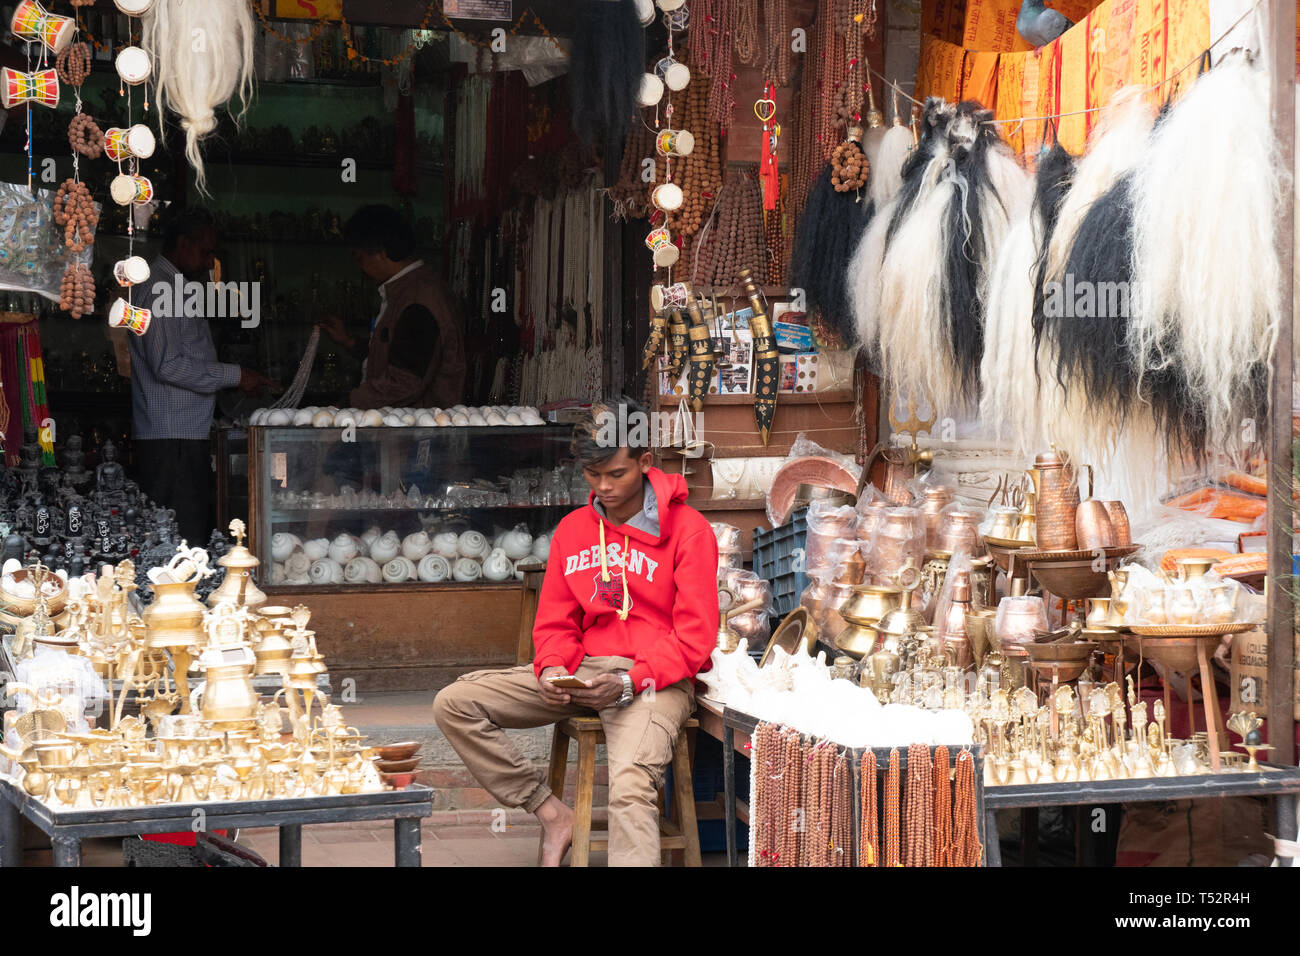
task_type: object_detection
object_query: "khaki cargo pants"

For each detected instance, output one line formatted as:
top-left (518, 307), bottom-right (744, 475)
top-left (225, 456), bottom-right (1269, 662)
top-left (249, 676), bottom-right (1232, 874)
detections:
top-left (433, 656), bottom-right (694, 867)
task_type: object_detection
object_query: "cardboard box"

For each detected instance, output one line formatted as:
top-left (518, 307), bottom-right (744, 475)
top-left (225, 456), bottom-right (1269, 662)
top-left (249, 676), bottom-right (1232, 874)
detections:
top-left (1228, 626), bottom-right (1300, 720)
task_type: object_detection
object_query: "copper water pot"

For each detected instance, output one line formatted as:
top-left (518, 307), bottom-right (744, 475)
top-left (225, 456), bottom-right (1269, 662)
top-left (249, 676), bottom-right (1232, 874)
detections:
top-left (871, 507), bottom-right (924, 581)
top-left (1104, 501), bottom-right (1131, 547)
top-left (920, 486), bottom-right (955, 551)
top-left (1025, 448), bottom-right (1092, 551)
top-left (935, 510), bottom-right (983, 556)
top-left (1074, 500), bottom-right (1115, 551)
top-left (841, 584), bottom-right (903, 625)
top-left (937, 572), bottom-right (974, 668)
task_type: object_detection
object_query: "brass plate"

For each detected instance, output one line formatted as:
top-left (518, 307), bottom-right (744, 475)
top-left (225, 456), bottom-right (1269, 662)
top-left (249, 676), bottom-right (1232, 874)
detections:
top-left (760, 608), bottom-right (814, 668)
top-left (984, 536), bottom-right (1029, 549)
top-left (1019, 544), bottom-right (1140, 562)
top-left (1127, 622), bottom-right (1254, 638)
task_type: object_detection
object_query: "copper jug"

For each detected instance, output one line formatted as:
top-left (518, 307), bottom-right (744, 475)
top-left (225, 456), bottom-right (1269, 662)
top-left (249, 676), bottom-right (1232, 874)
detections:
top-left (937, 572), bottom-right (974, 669)
top-left (859, 442), bottom-right (933, 505)
top-left (919, 486), bottom-right (955, 551)
top-left (1025, 448), bottom-right (1093, 551)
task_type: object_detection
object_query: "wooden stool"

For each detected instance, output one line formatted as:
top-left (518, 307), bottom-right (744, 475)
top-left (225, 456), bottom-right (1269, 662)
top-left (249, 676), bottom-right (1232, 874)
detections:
top-left (539, 715), bottom-right (702, 867)
top-left (514, 560), bottom-right (547, 664)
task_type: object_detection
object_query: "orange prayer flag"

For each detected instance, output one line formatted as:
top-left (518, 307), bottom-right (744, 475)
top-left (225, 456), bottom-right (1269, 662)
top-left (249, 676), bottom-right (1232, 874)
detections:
top-left (962, 50), bottom-right (1001, 106)
top-left (996, 50), bottom-right (1029, 153)
top-left (1057, 20), bottom-right (1089, 152)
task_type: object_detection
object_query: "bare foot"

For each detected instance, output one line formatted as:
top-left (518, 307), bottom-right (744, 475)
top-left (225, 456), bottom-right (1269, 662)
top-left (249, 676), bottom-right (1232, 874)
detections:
top-left (535, 795), bottom-right (573, 867)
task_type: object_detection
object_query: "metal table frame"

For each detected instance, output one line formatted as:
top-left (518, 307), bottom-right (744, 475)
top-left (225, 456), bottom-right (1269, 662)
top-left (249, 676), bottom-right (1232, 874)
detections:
top-left (982, 768), bottom-right (1300, 867)
top-left (0, 779), bottom-right (432, 867)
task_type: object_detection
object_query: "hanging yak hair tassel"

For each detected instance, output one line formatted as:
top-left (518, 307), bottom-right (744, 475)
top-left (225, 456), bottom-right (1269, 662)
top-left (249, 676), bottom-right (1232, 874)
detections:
top-left (789, 164), bottom-right (875, 344)
top-left (877, 100), bottom-right (1030, 417)
top-left (849, 98), bottom-right (954, 357)
top-left (1129, 51), bottom-right (1279, 462)
top-left (870, 120), bottom-right (915, 210)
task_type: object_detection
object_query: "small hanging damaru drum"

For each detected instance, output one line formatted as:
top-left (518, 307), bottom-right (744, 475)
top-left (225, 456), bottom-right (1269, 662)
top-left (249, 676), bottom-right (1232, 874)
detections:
top-left (633, 0), bottom-right (655, 25)
top-left (113, 256), bottom-right (150, 287)
top-left (655, 56), bottom-right (691, 92)
top-left (655, 129), bottom-right (695, 157)
top-left (110, 173), bottom-right (154, 206)
top-left (0, 67), bottom-right (58, 109)
top-left (651, 182), bottom-right (684, 213)
top-left (104, 124), bottom-right (157, 161)
top-left (113, 0), bottom-right (155, 14)
top-left (645, 227), bottom-right (679, 268)
top-left (10, 1), bottom-right (74, 54)
top-left (655, 0), bottom-right (685, 10)
top-left (108, 298), bottom-right (151, 335)
top-left (637, 73), bottom-right (664, 107)
top-left (115, 46), bottom-right (152, 86)
top-left (649, 282), bottom-right (690, 312)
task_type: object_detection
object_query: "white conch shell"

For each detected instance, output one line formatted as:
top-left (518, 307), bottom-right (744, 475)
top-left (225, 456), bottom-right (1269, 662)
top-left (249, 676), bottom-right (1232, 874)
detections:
top-left (328, 533), bottom-right (359, 564)
top-left (434, 412), bottom-right (453, 426)
top-left (457, 531), bottom-right (489, 559)
top-left (416, 411), bottom-right (438, 427)
top-left (401, 414), bottom-right (416, 425)
top-left (272, 563), bottom-right (287, 585)
top-left (302, 538), bottom-right (329, 561)
top-left (383, 414), bottom-right (405, 427)
top-left (432, 532), bottom-right (459, 559)
top-left (467, 412), bottom-right (487, 426)
top-left (368, 531), bottom-right (400, 563)
top-left (309, 558), bottom-right (343, 585)
top-left (500, 528), bottom-right (533, 561)
top-left (401, 532), bottom-right (431, 561)
top-left (505, 412), bottom-right (524, 425)
top-left (270, 532), bottom-right (301, 562)
top-left (284, 553), bottom-right (311, 578)
top-left (292, 408), bottom-right (316, 427)
top-left (312, 410), bottom-right (335, 427)
top-left (334, 409), bottom-right (358, 428)
top-left (482, 548), bottom-right (514, 581)
top-left (359, 526), bottom-right (382, 553)
top-left (451, 413), bottom-right (469, 426)
top-left (530, 534), bottom-right (551, 561)
top-left (344, 557), bottom-right (382, 584)
top-left (359, 409), bottom-right (384, 427)
top-left (453, 557), bottom-right (483, 582)
top-left (417, 554), bottom-right (451, 582)
top-left (382, 557), bottom-right (415, 583)
top-left (267, 409), bottom-right (293, 426)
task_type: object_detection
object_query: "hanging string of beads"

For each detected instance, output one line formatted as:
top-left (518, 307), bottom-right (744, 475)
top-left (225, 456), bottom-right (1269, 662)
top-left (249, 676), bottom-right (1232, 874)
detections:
top-left (830, 138), bottom-right (867, 192)
top-left (859, 750), bottom-right (878, 866)
top-left (933, 745), bottom-right (954, 867)
top-left (59, 263), bottom-right (94, 319)
top-left (953, 749), bottom-right (983, 866)
top-left (763, 0), bottom-right (791, 87)
top-left (780, 728), bottom-right (803, 866)
top-left (54, 179), bottom-right (98, 253)
top-left (831, 750), bottom-right (852, 866)
top-left (884, 748), bottom-right (901, 866)
top-left (67, 112), bottom-right (104, 159)
top-left (734, 0), bottom-right (760, 66)
top-left (692, 163), bottom-right (766, 289)
top-left (763, 178), bottom-right (785, 285)
top-left (56, 42), bottom-right (91, 86)
top-left (903, 743), bottom-right (936, 867)
top-left (703, 0), bottom-right (735, 131)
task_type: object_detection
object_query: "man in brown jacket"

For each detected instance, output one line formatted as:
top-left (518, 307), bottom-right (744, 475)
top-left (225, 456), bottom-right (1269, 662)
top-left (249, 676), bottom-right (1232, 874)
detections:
top-left (319, 205), bottom-right (467, 409)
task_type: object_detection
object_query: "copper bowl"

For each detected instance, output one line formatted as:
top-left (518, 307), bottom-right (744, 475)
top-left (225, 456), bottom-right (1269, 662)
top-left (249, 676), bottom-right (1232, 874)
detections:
top-left (376, 757), bottom-right (421, 774)
top-left (1026, 559), bottom-right (1114, 601)
top-left (381, 770), bottom-right (416, 789)
top-left (1129, 634), bottom-right (1223, 672)
top-left (1023, 640), bottom-right (1098, 683)
top-left (376, 741), bottom-right (421, 762)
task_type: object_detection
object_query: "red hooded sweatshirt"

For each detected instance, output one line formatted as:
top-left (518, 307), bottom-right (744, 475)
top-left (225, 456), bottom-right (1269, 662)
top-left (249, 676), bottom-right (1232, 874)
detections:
top-left (531, 466), bottom-right (719, 694)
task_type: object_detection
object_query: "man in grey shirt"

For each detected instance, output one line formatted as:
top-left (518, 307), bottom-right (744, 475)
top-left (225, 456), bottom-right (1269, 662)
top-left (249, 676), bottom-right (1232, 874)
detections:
top-left (128, 207), bottom-right (274, 543)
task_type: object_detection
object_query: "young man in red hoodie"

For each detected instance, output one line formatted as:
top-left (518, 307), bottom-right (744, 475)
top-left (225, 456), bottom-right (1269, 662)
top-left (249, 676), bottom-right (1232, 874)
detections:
top-left (433, 397), bottom-right (719, 866)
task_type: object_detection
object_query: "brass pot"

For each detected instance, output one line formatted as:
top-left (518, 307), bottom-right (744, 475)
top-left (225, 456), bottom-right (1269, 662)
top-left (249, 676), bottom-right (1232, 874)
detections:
top-left (1026, 448), bottom-right (1092, 551)
top-left (1085, 598), bottom-right (1113, 629)
top-left (834, 620), bottom-right (880, 659)
top-left (143, 580), bottom-right (206, 651)
top-left (840, 584), bottom-right (903, 626)
top-left (1175, 557), bottom-right (1215, 581)
top-left (964, 608), bottom-right (997, 667)
top-left (199, 664), bottom-right (260, 724)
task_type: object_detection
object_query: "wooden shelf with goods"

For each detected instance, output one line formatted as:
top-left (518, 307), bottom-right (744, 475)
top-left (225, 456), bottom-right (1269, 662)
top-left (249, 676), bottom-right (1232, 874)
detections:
top-left (655, 389), bottom-right (858, 459)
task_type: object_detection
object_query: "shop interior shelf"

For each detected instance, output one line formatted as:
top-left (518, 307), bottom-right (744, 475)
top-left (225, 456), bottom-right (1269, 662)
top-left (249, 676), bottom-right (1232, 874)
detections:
top-left (655, 389), bottom-right (853, 407)
top-left (269, 504), bottom-right (573, 520)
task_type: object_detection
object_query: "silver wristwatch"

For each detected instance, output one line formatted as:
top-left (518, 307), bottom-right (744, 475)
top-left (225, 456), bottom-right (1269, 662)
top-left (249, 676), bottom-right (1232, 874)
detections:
top-left (617, 672), bottom-right (634, 708)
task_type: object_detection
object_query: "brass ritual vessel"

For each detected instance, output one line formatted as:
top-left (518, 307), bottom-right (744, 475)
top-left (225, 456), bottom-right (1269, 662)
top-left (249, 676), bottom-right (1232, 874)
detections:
top-left (0, 529), bottom-right (393, 811)
top-left (206, 519), bottom-right (267, 609)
